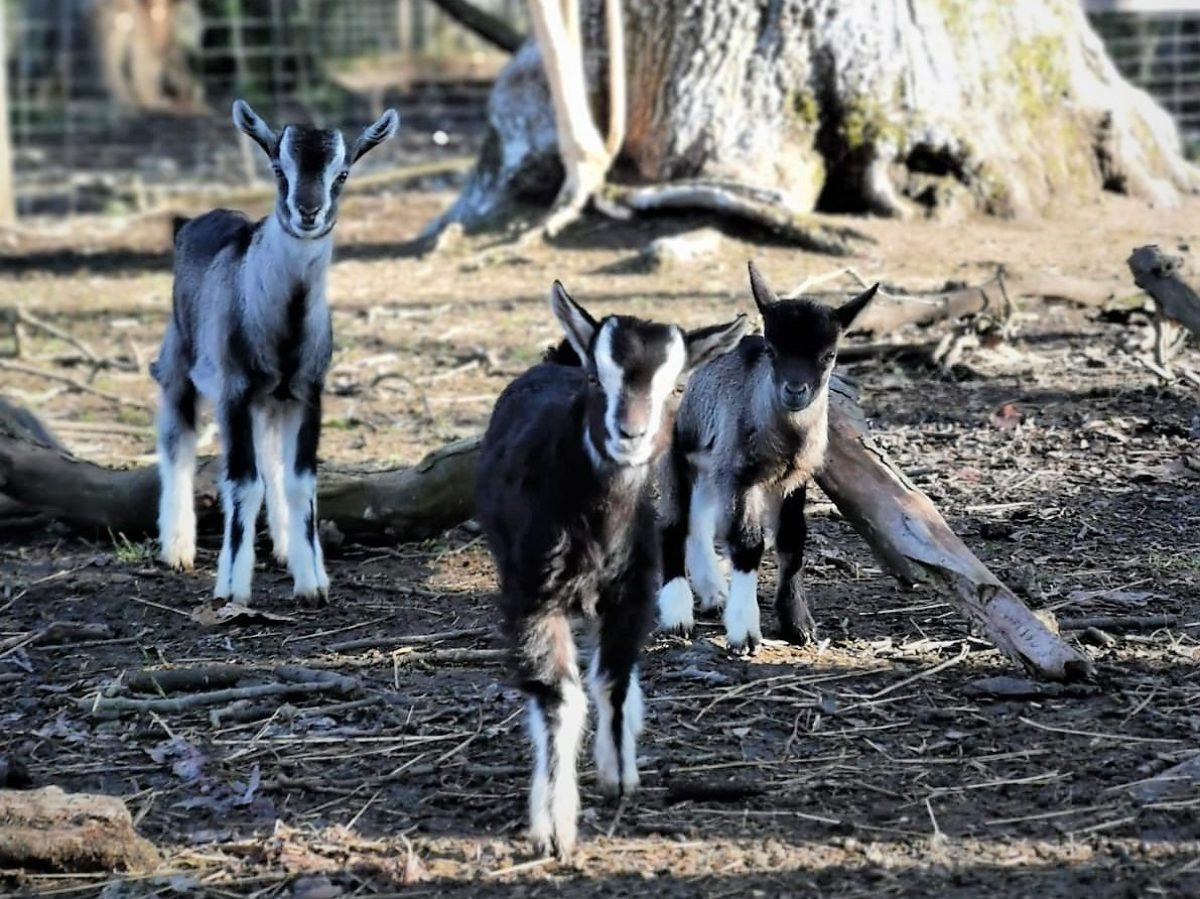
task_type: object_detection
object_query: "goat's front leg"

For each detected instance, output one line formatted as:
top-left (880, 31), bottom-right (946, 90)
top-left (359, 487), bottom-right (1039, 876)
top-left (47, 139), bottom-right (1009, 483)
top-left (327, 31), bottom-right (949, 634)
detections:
top-left (215, 391), bottom-right (263, 602)
top-left (253, 406), bottom-right (288, 566)
top-left (281, 385), bottom-right (328, 601)
top-left (516, 611), bottom-right (586, 862)
top-left (723, 488), bottom-right (765, 655)
top-left (686, 478), bottom-right (728, 616)
top-left (590, 579), bottom-right (652, 798)
top-left (774, 483), bottom-right (816, 644)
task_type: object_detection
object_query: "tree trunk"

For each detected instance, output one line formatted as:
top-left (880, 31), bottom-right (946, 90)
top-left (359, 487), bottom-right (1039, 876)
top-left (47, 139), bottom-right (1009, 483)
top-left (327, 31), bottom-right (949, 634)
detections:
top-left (0, 398), bottom-right (1086, 681)
top-left (438, 0), bottom-right (1199, 233)
top-left (0, 787), bottom-right (159, 873)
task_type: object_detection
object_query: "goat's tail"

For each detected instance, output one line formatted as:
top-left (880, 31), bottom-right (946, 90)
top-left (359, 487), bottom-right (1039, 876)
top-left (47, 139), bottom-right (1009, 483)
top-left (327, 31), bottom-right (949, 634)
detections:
top-left (542, 339), bottom-right (582, 367)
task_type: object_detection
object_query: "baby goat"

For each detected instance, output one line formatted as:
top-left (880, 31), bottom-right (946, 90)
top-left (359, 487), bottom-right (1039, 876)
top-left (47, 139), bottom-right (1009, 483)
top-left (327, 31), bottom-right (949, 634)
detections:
top-left (657, 262), bottom-right (878, 653)
top-left (152, 100), bottom-right (399, 603)
top-left (476, 283), bottom-right (746, 860)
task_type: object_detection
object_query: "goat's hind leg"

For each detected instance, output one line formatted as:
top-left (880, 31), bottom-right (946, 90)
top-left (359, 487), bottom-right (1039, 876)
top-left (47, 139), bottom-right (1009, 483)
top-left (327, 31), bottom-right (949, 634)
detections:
top-left (517, 611), bottom-right (586, 862)
top-left (156, 378), bottom-right (198, 571)
top-left (657, 442), bottom-right (696, 635)
top-left (774, 483), bottom-right (816, 644)
top-left (215, 392), bottom-right (264, 602)
top-left (686, 478), bottom-right (728, 616)
top-left (281, 386), bottom-right (329, 602)
top-left (253, 406), bottom-right (288, 566)
top-left (589, 608), bottom-right (647, 798)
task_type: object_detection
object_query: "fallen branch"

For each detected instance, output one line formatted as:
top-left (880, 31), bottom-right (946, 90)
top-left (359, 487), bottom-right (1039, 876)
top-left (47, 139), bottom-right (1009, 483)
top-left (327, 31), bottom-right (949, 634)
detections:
top-left (1128, 245), bottom-right (1200, 338)
top-left (1129, 752), bottom-right (1200, 805)
top-left (0, 621), bottom-right (114, 659)
top-left (0, 786), bottom-right (159, 872)
top-left (329, 625), bottom-right (493, 654)
top-left (605, 182), bottom-right (866, 256)
top-left (1057, 614), bottom-right (1176, 633)
top-left (125, 665), bottom-right (250, 694)
top-left (814, 377), bottom-right (1092, 682)
top-left (81, 668), bottom-right (358, 716)
top-left (0, 359), bottom-right (150, 411)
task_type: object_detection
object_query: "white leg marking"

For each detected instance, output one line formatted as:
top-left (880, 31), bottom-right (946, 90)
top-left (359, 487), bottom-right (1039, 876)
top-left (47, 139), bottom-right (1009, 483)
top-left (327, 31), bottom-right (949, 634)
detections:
top-left (657, 576), bottom-right (695, 634)
top-left (156, 405), bottom-right (196, 571)
top-left (687, 482), bottom-right (727, 612)
top-left (526, 699), bottom-right (553, 856)
top-left (588, 657), bottom-right (643, 797)
top-left (549, 678), bottom-right (587, 860)
top-left (724, 569), bottom-right (762, 653)
top-left (222, 478), bottom-right (264, 602)
top-left (282, 405), bottom-right (328, 600)
top-left (253, 408), bottom-right (288, 566)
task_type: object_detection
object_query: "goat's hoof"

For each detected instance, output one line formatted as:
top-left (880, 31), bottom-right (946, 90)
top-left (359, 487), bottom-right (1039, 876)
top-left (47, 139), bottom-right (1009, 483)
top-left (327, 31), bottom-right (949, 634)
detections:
top-left (779, 623), bottom-right (817, 646)
top-left (159, 548), bottom-right (194, 572)
top-left (293, 587), bottom-right (328, 607)
top-left (728, 634), bottom-right (762, 657)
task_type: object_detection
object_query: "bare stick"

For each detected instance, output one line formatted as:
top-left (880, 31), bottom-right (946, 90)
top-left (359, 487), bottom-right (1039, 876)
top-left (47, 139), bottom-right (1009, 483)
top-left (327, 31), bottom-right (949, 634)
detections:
top-left (13, 308), bottom-right (100, 364)
top-left (329, 625), bottom-right (493, 654)
top-left (0, 360), bottom-right (150, 411)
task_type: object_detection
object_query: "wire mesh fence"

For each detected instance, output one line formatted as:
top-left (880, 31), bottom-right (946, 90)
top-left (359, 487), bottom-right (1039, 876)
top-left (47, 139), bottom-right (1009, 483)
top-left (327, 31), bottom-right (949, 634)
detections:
top-left (3, 0), bottom-right (524, 214)
top-left (1091, 7), bottom-right (1200, 154)
top-left (2, 2), bottom-right (1198, 216)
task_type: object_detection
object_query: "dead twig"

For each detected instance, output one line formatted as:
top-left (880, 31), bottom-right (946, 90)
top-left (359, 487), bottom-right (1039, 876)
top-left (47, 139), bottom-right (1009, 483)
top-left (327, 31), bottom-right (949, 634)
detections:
top-left (1057, 614), bottom-right (1176, 633)
top-left (0, 360), bottom-right (150, 411)
top-left (329, 625), bottom-right (493, 654)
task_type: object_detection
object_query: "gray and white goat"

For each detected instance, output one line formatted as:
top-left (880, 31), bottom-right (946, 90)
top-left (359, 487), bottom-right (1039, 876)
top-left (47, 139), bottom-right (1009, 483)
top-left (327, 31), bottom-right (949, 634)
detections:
top-left (152, 100), bottom-right (399, 603)
top-left (475, 284), bottom-right (746, 860)
top-left (657, 262), bottom-right (878, 653)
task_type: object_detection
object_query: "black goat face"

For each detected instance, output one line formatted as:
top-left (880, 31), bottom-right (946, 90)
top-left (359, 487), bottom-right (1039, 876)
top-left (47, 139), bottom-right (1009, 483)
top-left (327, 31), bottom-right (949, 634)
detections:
top-left (232, 100), bottom-right (399, 239)
top-left (748, 261), bottom-right (878, 413)
top-left (548, 282), bottom-right (748, 466)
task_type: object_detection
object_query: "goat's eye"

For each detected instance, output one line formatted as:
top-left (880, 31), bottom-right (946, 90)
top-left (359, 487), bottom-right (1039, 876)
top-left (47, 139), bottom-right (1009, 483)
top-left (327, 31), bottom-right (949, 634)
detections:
top-left (821, 352), bottom-right (836, 366)
top-left (587, 372), bottom-right (599, 386)
top-left (335, 171), bottom-right (349, 185)
top-left (764, 346), bottom-right (776, 360)
top-left (271, 165), bottom-right (284, 180)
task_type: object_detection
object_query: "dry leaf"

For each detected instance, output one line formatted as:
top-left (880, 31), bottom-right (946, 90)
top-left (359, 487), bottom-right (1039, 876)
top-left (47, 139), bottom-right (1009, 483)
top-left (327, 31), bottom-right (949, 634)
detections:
top-left (190, 600), bottom-right (295, 626)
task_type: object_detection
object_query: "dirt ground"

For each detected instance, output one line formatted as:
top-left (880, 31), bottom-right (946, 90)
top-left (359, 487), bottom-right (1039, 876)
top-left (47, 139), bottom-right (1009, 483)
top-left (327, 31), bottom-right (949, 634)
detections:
top-left (3, 187), bottom-right (1200, 897)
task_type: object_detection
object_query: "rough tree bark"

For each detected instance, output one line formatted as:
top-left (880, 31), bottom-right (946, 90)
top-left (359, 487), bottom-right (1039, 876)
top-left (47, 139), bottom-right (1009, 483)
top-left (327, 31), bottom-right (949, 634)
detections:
top-left (436, 0), bottom-right (1198, 236)
top-left (0, 787), bottom-right (159, 872)
top-left (0, 397), bottom-right (1087, 681)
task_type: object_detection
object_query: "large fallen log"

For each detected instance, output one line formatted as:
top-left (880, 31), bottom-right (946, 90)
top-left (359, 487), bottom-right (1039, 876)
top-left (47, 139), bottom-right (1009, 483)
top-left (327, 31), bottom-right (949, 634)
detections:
top-left (0, 786), bottom-right (159, 872)
top-left (0, 388), bottom-right (1087, 680)
top-left (0, 430), bottom-right (479, 543)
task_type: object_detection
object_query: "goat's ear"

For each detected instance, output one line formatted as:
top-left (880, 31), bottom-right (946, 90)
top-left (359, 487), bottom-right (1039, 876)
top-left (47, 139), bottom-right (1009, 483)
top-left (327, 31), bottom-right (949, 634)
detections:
top-left (549, 281), bottom-right (597, 360)
top-left (835, 283), bottom-right (879, 331)
top-left (232, 99), bottom-right (276, 157)
top-left (683, 314), bottom-right (749, 372)
top-left (747, 261), bottom-right (778, 317)
top-left (350, 109), bottom-right (400, 164)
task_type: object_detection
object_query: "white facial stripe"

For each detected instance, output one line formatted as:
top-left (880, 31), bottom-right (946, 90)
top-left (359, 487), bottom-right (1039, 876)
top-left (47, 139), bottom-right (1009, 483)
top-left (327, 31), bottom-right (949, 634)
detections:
top-left (645, 330), bottom-right (686, 435)
top-left (279, 129), bottom-right (346, 233)
top-left (594, 324), bottom-right (686, 466)
top-left (593, 320), bottom-right (623, 449)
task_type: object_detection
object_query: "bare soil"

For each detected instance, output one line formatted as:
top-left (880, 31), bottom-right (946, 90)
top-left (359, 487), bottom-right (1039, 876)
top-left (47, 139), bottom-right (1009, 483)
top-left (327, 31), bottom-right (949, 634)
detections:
top-left (2, 190), bottom-right (1200, 897)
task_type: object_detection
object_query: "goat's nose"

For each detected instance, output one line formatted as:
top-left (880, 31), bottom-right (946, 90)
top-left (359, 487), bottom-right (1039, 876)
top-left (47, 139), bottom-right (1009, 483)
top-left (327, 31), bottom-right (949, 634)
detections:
top-left (784, 382), bottom-right (810, 397)
top-left (618, 424), bottom-right (647, 441)
top-left (297, 205), bottom-right (320, 223)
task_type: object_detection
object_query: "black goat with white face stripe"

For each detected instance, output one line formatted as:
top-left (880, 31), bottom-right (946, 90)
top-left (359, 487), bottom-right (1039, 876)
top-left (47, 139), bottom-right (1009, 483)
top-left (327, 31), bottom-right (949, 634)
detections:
top-left (476, 283), bottom-right (746, 861)
top-left (152, 100), bottom-right (398, 605)
top-left (657, 262), bottom-right (877, 653)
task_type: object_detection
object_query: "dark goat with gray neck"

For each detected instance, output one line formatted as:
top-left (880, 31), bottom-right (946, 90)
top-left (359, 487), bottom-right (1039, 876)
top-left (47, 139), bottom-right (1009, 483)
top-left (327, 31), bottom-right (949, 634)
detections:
top-left (657, 262), bottom-right (878, 653)
top-left (475, 283), bottom-right (745, 861)
top-left (152, 99), bottom-right (398, 603)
